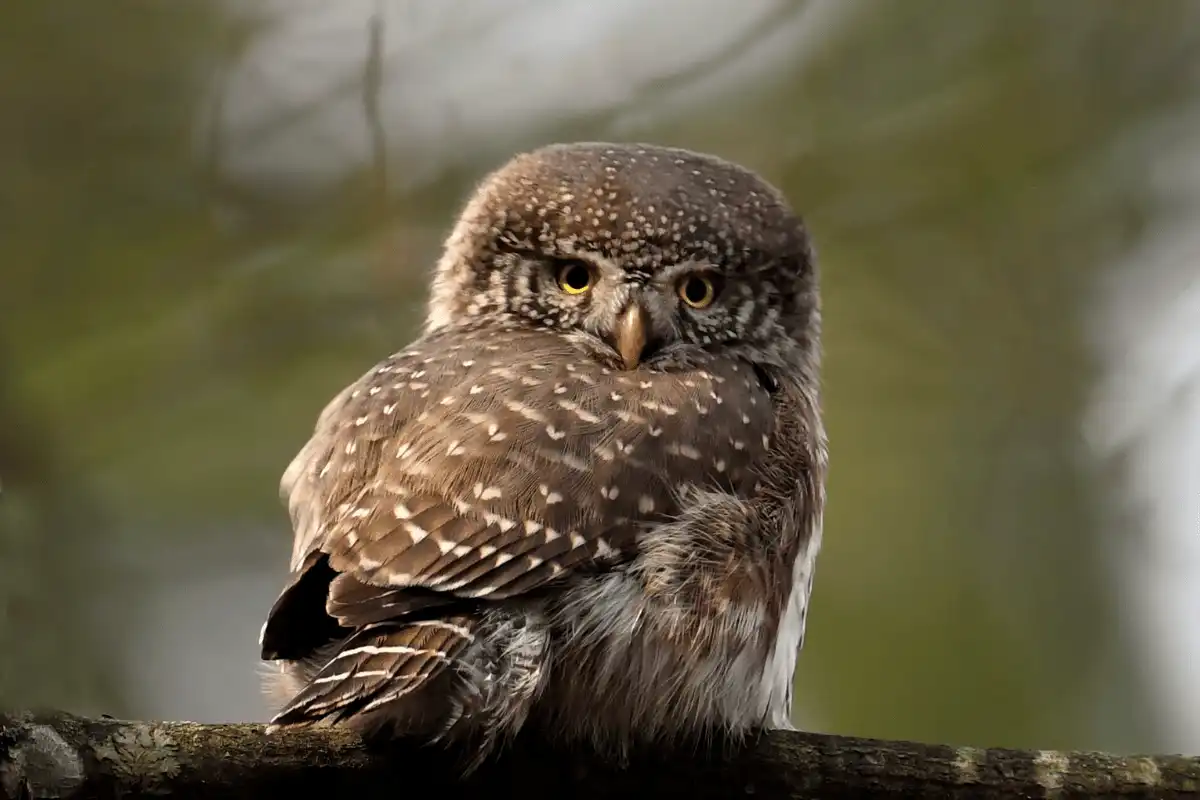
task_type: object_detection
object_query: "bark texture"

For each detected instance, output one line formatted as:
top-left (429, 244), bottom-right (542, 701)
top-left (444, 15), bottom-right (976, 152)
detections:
top-left (1, 710), bottom-right (1198, 799)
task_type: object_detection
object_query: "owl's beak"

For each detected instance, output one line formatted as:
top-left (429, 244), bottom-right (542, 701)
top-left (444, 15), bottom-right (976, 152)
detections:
top-left (613, 303), bottom-right (650, 370)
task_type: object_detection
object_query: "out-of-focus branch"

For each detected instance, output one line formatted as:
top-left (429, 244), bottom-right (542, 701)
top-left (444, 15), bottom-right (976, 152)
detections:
top-left (363, 0), bottom-right (388, 210)
top-left (1, 710), bottom-right (1197, 799)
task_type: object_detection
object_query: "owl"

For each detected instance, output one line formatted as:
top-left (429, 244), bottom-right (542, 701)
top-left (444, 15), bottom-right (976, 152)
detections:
top-left (258, 142), bottom-right (827, 765)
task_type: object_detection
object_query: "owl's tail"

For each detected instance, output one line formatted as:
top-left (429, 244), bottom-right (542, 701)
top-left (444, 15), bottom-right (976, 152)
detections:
top-left (267, 615), bottom-right (476, 735)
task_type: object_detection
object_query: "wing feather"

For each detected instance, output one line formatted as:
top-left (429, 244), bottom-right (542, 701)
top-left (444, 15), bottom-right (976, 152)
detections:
top-left (269, 616), bottom-right (475, 727)
top-left (263, 323), bottom-right (774, 672)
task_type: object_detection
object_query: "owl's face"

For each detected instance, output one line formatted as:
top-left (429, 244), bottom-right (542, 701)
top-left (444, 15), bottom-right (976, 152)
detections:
top-left (428, 143), bottom-right (818, 372)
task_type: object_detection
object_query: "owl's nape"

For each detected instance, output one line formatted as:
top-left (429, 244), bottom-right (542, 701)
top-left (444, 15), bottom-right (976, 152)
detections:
top-left (260, 142), bottom-right (826, 767)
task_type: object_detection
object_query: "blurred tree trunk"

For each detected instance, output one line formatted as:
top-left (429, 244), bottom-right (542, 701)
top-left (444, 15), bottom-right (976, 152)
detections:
top-left (0, 0), bottom-right (227, 718)
top-left (0, 347), bottom-right (126, 715)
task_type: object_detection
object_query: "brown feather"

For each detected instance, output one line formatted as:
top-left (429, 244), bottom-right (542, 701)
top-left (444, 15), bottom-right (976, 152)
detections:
top-left (270, 616), bottom-right (475, 727)
top-left (261, 324), bottom-right (773, 664)
top-left (260, 142), bottom-right (824, 762)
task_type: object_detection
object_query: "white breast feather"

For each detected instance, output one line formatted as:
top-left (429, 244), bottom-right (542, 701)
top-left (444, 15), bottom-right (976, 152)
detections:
top-left (759, 517), bottom-right (822, 729)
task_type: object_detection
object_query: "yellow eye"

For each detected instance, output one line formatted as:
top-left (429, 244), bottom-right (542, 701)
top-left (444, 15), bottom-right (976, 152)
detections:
top-left (678, 274), bottom-right (718, 309)
top-left (556, 260), bottom-right (593, 295)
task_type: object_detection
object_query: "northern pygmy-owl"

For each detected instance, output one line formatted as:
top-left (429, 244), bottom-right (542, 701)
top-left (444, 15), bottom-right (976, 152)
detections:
top-left (259, 142), bottom-right (827, 764)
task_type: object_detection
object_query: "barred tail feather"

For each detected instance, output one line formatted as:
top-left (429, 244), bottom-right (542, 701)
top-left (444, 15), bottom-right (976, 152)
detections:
top-left (268, 616), bottom-right (476, 731)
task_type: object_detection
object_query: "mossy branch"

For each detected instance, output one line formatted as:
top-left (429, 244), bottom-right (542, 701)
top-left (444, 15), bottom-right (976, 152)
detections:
top-left (1, 710), bottom-right (1197, 799)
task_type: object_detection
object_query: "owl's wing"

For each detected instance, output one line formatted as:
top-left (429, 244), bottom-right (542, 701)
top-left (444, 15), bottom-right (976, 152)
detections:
top-left (261, 324), bottom-right (774, 723)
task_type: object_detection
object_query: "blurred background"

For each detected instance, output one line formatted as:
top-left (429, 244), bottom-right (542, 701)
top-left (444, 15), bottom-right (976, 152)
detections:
top-left (2, 0), bottom-right (1199, 758)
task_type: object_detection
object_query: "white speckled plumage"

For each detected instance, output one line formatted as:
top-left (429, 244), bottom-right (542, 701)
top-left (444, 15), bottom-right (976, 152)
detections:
top-left (259, 142), bottom-right (826, 767)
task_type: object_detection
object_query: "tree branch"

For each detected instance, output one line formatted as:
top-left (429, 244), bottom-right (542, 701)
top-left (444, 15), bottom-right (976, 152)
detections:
top-left (1, 710), bottom-right (1196, 799)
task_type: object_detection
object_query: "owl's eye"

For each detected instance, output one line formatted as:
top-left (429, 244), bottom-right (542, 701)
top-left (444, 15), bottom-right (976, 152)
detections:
top-left (678, 274), bottom-right (719, 309)
top-left (556, 260), bottom-right (594, 295)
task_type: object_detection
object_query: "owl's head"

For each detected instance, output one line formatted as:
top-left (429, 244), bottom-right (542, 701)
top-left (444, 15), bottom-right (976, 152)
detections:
top-left (426, 142), bottom-right (819, 373)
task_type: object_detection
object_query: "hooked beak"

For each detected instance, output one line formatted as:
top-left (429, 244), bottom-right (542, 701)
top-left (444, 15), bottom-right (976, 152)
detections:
top-left (613, 303), bottom-right (650, 370)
